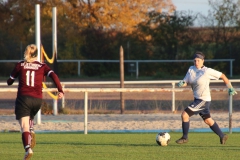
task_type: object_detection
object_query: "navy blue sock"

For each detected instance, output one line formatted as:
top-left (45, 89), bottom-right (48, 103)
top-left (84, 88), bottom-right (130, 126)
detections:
top-left (210, 122), bottom-right (224, 138)
top-left (182, 121), bottom-right (190, 139)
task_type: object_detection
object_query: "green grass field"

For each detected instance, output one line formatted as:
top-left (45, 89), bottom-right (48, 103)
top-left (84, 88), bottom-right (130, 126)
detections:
top-left (0, 132), bottom-right (239, 160)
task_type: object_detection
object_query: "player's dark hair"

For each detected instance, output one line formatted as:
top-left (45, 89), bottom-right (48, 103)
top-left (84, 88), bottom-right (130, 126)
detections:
top-left (193, 51), bottom-right (205, 59)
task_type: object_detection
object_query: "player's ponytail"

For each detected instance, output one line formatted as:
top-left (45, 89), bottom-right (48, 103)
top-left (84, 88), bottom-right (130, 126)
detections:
top-left (24, 44), bottom-right (38, 62)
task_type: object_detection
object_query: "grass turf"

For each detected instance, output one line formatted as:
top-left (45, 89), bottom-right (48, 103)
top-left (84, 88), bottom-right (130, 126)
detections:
top-left (0, 132), bottom-right (239, 160)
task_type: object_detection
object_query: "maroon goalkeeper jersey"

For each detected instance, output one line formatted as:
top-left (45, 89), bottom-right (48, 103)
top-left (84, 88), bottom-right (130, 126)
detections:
top-left (9, 60), bottom-right (63, 99)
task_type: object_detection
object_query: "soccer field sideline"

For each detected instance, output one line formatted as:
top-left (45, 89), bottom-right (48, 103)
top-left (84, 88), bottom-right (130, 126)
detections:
top-left (32, 127), bottom-right (240, 134)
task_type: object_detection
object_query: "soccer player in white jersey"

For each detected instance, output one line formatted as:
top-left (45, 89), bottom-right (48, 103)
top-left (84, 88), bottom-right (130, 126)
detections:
top-left (176, 52), bottom-right (237, 144)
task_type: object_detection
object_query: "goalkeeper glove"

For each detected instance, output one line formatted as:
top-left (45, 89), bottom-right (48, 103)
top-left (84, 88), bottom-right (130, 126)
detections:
top-left (177, 80), bottom-right (185, 87)
top-left (226, 82), bottom-right (237, 96)
top-left (228, 88), bottom-right (237, 96)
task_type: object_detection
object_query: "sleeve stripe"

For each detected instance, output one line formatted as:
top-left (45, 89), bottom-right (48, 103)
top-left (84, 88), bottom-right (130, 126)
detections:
top-left (10, 76), bottom-right (15, 80)
top-left (47, 70), bottom-right (54, 77)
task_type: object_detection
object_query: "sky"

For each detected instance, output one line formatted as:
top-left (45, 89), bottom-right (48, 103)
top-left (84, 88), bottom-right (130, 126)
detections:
top-left (171, 0), bottom-right (212, 26)
top-left (171, 0), bottom-right (239, 26)
top-left (172, 0), bottom-right (211, 16)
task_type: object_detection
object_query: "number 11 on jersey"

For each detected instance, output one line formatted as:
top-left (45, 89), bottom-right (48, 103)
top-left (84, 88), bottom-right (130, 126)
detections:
top-left (26, 70), bottom-right (35, 87)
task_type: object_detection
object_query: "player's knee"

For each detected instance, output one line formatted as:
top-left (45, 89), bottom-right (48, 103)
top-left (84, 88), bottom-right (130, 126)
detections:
top-left (204, 119), bottom-right (210, 125)
top-left (201, 114), bottom-right (211, 121)
top-left (181, 111), bottom-right (189, 121)
top-left (203, 117), bottom-right (214, 126)
top-left (203, 119), bottom-right (208, 125)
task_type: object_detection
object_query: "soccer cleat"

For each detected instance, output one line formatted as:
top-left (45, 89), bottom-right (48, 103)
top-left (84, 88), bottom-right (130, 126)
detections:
top-left (23, 148), bottom-right (33, 160)
top-left (175, 137), bottom-right (188, 144)
top-left (30, 131), bottom-right (36, 149)
top-left (220, 134), bottom-right (228, 144)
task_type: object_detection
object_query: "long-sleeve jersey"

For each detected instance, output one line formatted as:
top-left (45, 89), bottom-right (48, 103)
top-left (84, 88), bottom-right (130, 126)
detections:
top-left (7, 60), bottom-right (63, 99)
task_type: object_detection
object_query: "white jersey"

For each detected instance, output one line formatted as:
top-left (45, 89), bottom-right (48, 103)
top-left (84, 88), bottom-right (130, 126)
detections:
top-left (183, 66), bottom-right (222, 101)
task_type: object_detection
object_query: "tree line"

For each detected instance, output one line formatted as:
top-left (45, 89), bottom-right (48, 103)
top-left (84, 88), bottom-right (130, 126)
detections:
top-left (0, 0), bottom-right (240, 78)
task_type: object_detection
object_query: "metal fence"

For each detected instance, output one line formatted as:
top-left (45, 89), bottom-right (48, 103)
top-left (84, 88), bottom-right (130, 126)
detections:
top-left (0, 59), bottom-right (235, 78)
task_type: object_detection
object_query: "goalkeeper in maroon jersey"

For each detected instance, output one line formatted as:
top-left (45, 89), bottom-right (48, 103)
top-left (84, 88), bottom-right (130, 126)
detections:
top-left (7, 44), bottom-right (64, 160)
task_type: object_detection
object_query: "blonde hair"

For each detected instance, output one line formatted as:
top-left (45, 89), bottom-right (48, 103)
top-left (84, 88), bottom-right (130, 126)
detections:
top-left (24, 44), bottom-right (38, 62)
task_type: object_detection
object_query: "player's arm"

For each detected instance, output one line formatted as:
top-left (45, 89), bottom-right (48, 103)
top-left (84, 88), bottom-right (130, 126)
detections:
top-left (220, 73), bottom-right (230, 84)
top-left (7, 63), bottom-right (20, 86)
top-left (7, 76), bottom-right (15, 85)
top-left (182, 82), bottom-right (187, 87)
top-left (177, 80), bottom-right (187, 87)
top-left (177, 75), bottom-right (188, 88)
top-left (177, 70), bottom-right (190, 88)
top-left (220, 73), bottom-right (237, 96)
top-left (48, 71), bottom-right (64, 98)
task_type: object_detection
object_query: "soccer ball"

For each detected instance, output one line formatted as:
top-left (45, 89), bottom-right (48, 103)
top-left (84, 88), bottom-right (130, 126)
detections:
top-left (156, 132), bottom-right (170, 146)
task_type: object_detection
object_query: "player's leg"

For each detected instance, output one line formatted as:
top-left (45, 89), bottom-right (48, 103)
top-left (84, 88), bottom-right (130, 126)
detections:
top-left (176, 99), bottom-right (206, 144)
top-left (29, 119), bottom-right (36, 149)
top-left (15, 96), bottom-right (34, 160)
top-left (29, 118), bottom-right (34, 132)
top-left (175, 108), bottom-right (193, 144)
top-left (181, 108), bottom-right (192, 139)
top-left (29, 97), bottom-right (42, 149)
top-left (200, 111), bottom-right (228, 144)
top-left (19, 116), bottom-right (33, 160)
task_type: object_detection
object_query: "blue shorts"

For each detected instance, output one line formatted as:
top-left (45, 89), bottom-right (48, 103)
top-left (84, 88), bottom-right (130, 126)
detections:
top-left (185, 98), bottom-right (211, 117)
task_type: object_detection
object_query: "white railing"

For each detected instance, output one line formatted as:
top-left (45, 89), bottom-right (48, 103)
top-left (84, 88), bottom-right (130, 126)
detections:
top-left (2, 79), bottom-right (239, 112)
top-left (1, 79), bottom-right (240, 134)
